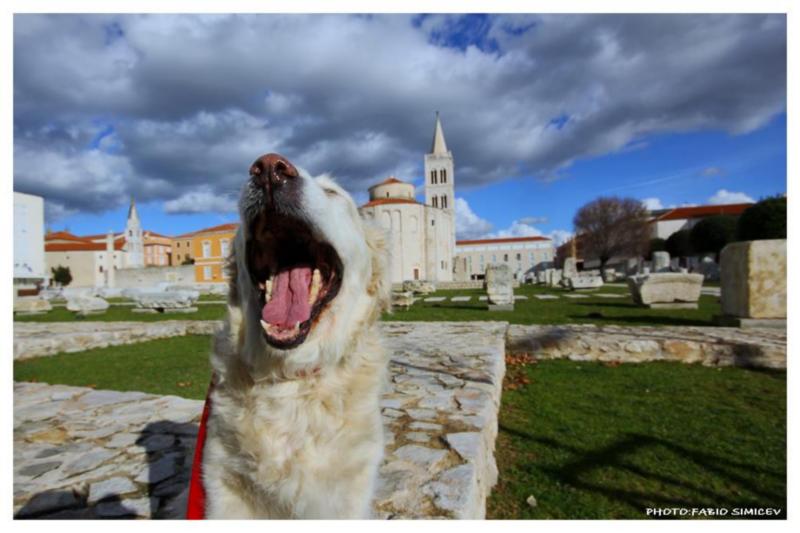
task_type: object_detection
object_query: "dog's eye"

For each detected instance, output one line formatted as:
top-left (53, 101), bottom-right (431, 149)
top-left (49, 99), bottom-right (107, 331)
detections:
top-left (323, 188), bottom-right (339, 197)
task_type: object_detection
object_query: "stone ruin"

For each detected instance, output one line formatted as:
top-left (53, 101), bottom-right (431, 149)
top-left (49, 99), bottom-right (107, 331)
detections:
top-left (66, 296), bottom-right (110, 317)
top-left (484, 264), bottom-right (514, 311)
top-left (402, 280), bottom-right (436, 295)
top-left (567, 271), bottom-right (604, 290)
top-left (132, 291), bottom-right (199, 314)
top-left (717, 239), bottom-right (786, 327)
top-left (627, 272), bottom-right (703, 309)
top-left (391, 291), bottom-right (415, 310)
top-left (13, 297), bottom-right (52, 316)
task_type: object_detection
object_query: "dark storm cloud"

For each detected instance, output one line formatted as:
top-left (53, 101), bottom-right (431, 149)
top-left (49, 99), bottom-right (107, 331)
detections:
top-left (13, 13), bottom-right (786, 217)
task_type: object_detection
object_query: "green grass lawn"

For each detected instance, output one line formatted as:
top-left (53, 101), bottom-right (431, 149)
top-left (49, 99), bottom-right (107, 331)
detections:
top-left (383, 284), bottom-right (722, 327)
top-left (20, 284), bottom-right (719, 327)
top-left (487, 359), bottom-right (786, 519)
top-left (14, 335), bottom-right (213, 400)
top-left (14, 334), bottom-right (785, 519)
top-left (14, 304), bottom-right (227, 322)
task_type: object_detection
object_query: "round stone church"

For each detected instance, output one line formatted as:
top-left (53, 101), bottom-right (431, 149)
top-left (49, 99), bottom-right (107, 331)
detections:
top-left (359, 114), bottom-right (456, 284)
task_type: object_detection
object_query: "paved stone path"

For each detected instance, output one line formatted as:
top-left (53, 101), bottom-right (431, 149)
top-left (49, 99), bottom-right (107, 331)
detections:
top-left (14, 322), bottom-right (507, 520)
top-left (563, 294), bottom-right (589, 299)
top-left (533, 294), bottom-right (558, 300)
top-left (423, 297), bottom-right (446, 302)
top-left (451, 296), bottom-right (471, 302)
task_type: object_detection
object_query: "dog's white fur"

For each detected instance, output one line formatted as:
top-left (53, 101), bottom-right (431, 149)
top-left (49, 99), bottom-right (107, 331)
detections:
top-left (200, 170), bottom-right (391, 519)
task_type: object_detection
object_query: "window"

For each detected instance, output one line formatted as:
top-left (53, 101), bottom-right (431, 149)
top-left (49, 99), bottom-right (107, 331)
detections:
top-left (442, 195), bottom-right (448, 209)
top-left (431, 219), bottom-right (435, 226)
top-left (202, 240), bottom-right (211, 258)
top-left (504, 254), bottom-right (509, 262)
top-left (516, 253), bottom-right (521, 261)
top-left (430, 170), bottom-right (436, 184)
top-left (221, 239), bottom-right (230, 258)
top-left (492, 254), bottom-right (497, 263)
top-left (441, 169), bottom-right (447, 183)
top-left (177, 254), bottom-right (181, 262)
top-left (176, 242), bottom-right (180, 248)
top-left (203, 266), bottom-right (212, 280)
top-left (186, 241), bottom-right (190, 248)
top-left (99, 265), bottom-right (104, 272)
top-left (432, 196), bottom-right (438, 208)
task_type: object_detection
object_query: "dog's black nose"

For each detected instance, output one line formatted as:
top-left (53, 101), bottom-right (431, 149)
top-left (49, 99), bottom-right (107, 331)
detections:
top-left (249, 153), bottom-right (298, 188)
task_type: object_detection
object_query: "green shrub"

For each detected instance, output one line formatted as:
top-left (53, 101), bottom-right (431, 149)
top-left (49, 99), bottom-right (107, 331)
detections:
top-left (736, 196), bottom-right (786, 241)
top-left (666, 229), bottom-right (693, 258)
top-left (690, 216), bottom-right (737, 257)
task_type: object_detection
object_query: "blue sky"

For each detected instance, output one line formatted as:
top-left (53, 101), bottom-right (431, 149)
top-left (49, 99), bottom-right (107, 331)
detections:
top-left (13, 14), bottom-right (786, 243)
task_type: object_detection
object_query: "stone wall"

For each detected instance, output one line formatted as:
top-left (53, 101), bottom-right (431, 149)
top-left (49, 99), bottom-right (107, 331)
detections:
top-left (115, 266), bottom-right (196, 289)
top-left (391, 280), bottom-right (521, 292)
top-left (13, 321), bottom-right (508, 519)
top-left (14, 321), bottom-right (222, 361)
top-left (506, 324), bottom-right (786, 369)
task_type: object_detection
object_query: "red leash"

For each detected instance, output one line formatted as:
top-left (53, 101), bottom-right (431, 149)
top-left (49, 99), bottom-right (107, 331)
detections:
top-left (186, 379), bottom-right (213, 519)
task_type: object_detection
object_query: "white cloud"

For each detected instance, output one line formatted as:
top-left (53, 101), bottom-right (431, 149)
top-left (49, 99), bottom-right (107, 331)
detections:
top-left (707, 189), bottom-right (755, 205)
top-left (518, 216), bottom-right (548, 225)
top-left (454, 197), bottom-right (493, 239)
top-left (12, 14), bottom-right (786, 215)
top-left (701, 166), bottom-right (723, 176)
top-left (547, 230), bottom-right (573, 246)
top-left (163, 188), bottom-right (238, 214)
top-left (641, 197), bottom-right (664, 210)
top-left (488, 220), bottom-right (544, 239)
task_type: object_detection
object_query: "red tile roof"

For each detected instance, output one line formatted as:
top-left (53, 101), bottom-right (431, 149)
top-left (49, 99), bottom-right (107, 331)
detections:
top-left (175, 222), bottom-right (239, 238)
top-left (360, 198), bottom-right (421, 208)
top-left (457, 236), bottom-right (551, 246)
top-left (368, 176), bottom-right (408, 189)
top-left (45, 231), bottom-right (90, 243)
top-left (45, 241), bottom-right (125, 252)
top-left (655, 203), bottom-right (753, 221)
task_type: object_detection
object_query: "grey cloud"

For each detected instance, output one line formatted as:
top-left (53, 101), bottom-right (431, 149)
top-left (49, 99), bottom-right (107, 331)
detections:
top-left (13, 14), bottom-right (786, 217)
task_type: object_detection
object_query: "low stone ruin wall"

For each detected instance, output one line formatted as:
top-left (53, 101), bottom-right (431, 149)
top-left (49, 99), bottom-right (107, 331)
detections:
top-left (13, 321), bottom-right (508, 519)
top-left (14, 321), bottom-right (222, 361)
top-left (506, 324), bottom-right (786, 369)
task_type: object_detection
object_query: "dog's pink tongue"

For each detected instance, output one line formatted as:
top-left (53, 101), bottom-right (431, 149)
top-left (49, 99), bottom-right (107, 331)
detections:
top-left (261, 267), bottom-right (312, 328)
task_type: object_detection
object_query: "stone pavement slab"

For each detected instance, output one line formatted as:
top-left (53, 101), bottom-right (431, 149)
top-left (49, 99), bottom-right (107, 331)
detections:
top-left (424, 297), bottom-right (446, 302)
top-left (563, 294), bottom-right (589, 299)
top-left (451, 296), bottom-right (471, 302)
top-left (14, 321), bottom-right (507, 520)
top-left (533, 294), bottom-right (559, 300)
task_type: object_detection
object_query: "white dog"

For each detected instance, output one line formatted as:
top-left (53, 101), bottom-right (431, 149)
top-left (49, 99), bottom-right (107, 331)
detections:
top-left (197, 153), bottom-right (390, 519)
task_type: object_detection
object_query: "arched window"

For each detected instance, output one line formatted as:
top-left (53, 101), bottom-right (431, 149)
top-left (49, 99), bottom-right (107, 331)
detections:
top-left (442, 195), bottom-right (448, 209)
top-left (432, 196), bottom-right (438, 208)
top-left (441, 169), bottom-right (447, 183)
top-left (431, 170), bottom-right (437, 184)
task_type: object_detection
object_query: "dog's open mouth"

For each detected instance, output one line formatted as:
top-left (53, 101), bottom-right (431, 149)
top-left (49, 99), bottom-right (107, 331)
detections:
top-left (246, 214), bottom-right (343, 349)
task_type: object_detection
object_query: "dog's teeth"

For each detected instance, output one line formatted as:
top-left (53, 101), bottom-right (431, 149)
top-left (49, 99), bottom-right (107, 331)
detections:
top-left (260, 319), bottom-right (270, 332)
top-left (265, 279), bottom-right (273, 301)
top-left (294, 321), bottom-right (300, 332)
top-left (258, 281), bottom-right (265, 290)
top-left (308, 269), bottom-right (322, 304)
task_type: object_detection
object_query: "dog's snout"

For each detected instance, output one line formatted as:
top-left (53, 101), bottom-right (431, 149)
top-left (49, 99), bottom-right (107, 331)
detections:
top-left (249, 153), bottom-right (298, 188)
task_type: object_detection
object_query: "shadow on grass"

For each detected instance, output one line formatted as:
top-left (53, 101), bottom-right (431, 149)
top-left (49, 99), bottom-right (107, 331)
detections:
top-left (15, 420), bottom-right (195, 519)
top-left (498, 424), bottom-right (786, 517)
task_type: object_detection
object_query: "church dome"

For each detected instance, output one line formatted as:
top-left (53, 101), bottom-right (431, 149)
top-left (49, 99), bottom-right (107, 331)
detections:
top-left (368, 176), bottom-right (415, 201)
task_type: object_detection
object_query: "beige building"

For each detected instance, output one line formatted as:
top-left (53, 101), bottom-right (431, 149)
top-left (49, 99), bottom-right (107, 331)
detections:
top-left (359, 114), bottom-right (455, 284)
top-left (649, 203), bottom-right (753, 240)
top-left (143, 231), bottom-right (172, 266)
top-left (453, 236), bottom-right (555, 281)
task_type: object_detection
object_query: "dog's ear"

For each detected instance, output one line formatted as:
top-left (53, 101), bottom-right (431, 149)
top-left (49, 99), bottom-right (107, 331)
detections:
top-left (364, 224), bottom-right (391, 312)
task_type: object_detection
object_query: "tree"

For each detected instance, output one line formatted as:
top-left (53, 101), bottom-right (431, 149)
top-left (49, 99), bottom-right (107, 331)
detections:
top-left (736, 196), bottom-right (786, 241)
top-left (690, 215), bottom-right (737, 259)
top-left (573, 197), bottom-right (650, 268)
top-left (51, 265), bottom-right (72, 286)
top-left (666, 229), bottom-right (693, 259)
top-left (648, 238), bottom-right (667, 258)
top-left (181, 255), bottom-right (195, 265)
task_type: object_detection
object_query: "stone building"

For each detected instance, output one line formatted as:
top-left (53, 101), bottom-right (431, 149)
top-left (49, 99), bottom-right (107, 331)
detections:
top-left (648, 203), bottom-right (753, 240)
top-left (359, 114), bottom-right (456, 284)
top-left (44, 197), bottom-right (153, 287)
top-left (453, 236), bottom-right (555, 281)
top-left (13, 192), bottom-right (46, 289)
top-left (172, 223), bottom-right (237, 283)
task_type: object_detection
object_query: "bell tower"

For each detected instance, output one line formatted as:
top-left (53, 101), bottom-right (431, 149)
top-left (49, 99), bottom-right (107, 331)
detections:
top-left (424, 112), bottom-right (455, 213)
